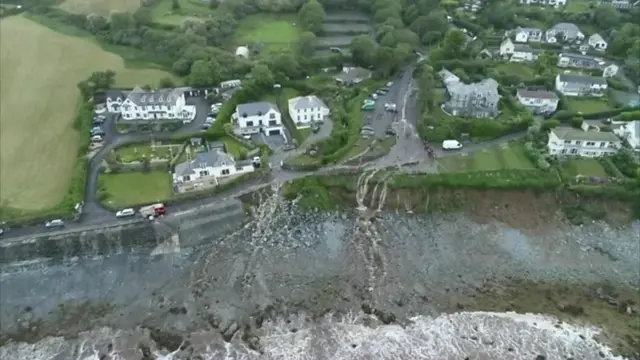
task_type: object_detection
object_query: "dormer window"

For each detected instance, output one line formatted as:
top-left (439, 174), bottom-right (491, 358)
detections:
top-left (140, 96), bottom-right (146, 103)
top-left (158, 95), bottom-right (163, 102)
top-left (242, 113), bottom-right (247, 118)
top-left (257, 111), bottom-right (263, 116)
top-left (221, 161), bottom-right (226, 166)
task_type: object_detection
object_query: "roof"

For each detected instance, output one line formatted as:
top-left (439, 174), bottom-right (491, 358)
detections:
top-left (589, 33), bottom-right (606, 43)
top-left (549, 22), bottom-right (581, 34)
top-left (174, 149), bottom-right (235, 177)
top-left (236, 102), bottom-right (278, 116)
top-left (438, 69), bottom-right (461, 85)
top-left (288, 95), bottom-right (328, 110)
top-left (559, 52), bottom-right (602, 63)
top-left (518, 27), bottom-right (542, 33)
top-left (335, 67), bottom-right (371, 82)
top-left (106, 89), bottom-right (124, 100)
top-left (551, 127), bottom-right (620, 142)
top-left (125, 86), bottom-right (184, 106)
top-left (557, 73), bottom-right (607, 85)
top-left (235, 46), bottom-right (249, 58)
top-left (517, 89), bottom-right (559, 100)
top-left (445, 78), bottom-right (500, 102)
top-left (513, 44), bottom-right (542, 53)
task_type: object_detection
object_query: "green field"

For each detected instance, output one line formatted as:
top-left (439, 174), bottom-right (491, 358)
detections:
top-left (564, 0), bottom-right (591, 13)
top-left (151, 0), bottom-right (216, 25)
top-left (565, 98), bottom-right (613, 114)
top-left (234, 14), bottom-right (300, 54)
top-left (563, 159), bottom-right (608, 177)
top-left (493, 62), bottom-right (536, 81)
top-left (0, 16), bottom-right (175, 211)
top-left (438, 144), bottom-right (535, 173)
top-left (100, 171), bottom-right (172, 208)
top-left (59, 0), bottom-right (141, 16)
top-left (115, 142), bottom-right (184, 163)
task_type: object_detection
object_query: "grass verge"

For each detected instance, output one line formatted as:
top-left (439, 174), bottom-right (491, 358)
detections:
top-left (99, 171), bottom-right (173, 208)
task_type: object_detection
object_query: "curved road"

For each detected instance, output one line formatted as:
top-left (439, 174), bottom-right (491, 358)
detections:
top-left (1, 67), bottom-right (526, 240)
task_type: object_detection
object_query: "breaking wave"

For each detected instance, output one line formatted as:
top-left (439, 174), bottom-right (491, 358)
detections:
top-left (1, 311), bottom-right (625, 360)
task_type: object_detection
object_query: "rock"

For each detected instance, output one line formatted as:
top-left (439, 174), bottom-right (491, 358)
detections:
top-left (244, 335), bottom-right (263, 353)
top-left (599, 351), bottom-right (605, 358)
top-left (607, 297), bottom-right (619, 306)
top-left (361, 302), bottom-right (373, 315)
top-left (168, 306), bottom-right (187, 315)
top-left (535, 356), bottom-right (546, 360)
top-left (138, 342), bottom-right (155, 360)
top-left (456, 303), bottom-right (464, 310)
top-left (221, 321), bottom-right (239, 342)
top-left (147, 328), bottom-right (183, 352)
top-left (557, 303), bottom-right (584, 316)
top-left (206, 313), bottom-right (220, 329)
top-left (373, 309), bottom-right (395, 324)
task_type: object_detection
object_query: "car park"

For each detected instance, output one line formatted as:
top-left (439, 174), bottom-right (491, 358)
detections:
top-left (116, 208), bottom-right (136, 218)
top-left (45, 219), bottom-right (65, 228)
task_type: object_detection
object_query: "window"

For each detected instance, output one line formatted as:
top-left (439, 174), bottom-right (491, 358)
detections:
top-left (199, 171), bottom-right (209, 177)
top-left (564, 140), bottom-right (571, 144)
top-left (586, 141), bottom-right (595, 146)
top-left (183, 175), bottom-right (190, 181)
top-left (575, 141), bottom-right (581, 145)
top-left (221, 169), bottom-right (230, 175)
top-left (570, 148), bottom-right (578, 154)
top-left (246, 121), bottom-right (254, 127)
top-left (561, 149), bottom-right (567, 154)
top-left (270, 113), bottom-right (275, 119)
top-left (599, 142), bottom-right (606, 147)
top-left (297, 116), bottom-right (300, 121)
top-left (304, 115), bottom-right (307, 120)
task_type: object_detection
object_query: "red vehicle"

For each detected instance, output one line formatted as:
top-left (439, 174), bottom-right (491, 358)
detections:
top-left (139, 203), bottom-right (166, 219)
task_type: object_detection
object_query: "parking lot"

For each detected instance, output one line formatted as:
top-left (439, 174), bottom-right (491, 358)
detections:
top-left (360, 80), bottom-right (403, 139)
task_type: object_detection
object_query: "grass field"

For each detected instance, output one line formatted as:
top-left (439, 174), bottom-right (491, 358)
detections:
top-left (493, 62), bottom-right (536, 81)
top-left (235, 14), bottom-right (300, 54)
top-left (564, 0), bottom-right (591, 13)
top-left (115, 142), bottom-right (184, 163)
top-left (100, 171), bottom-right (172, 208)
top-left (438, 144), bottom-right (535, 173)
top-left (0, 16), bottom-right (175, 211)
top-left (59, 0), bottom-right (141, 16)
top-left (563, 159), bottom-right (608, 177)
top-left (151, 0), bottom-right (216, 25)
top-left (565, 98), bottom-right (612, 114)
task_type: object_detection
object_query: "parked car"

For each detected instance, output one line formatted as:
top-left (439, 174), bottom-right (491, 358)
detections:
top-left (243, 134), bottom-right (252, 140)
top-left (45, 219), bottom-right (65, 228)
top-left (384, 103), bottom-right (397, 112)
top-left (92, 118), bottom-right (104, 125)
top-left (386, 81), bottom-right (393, 87)
top-left (91, 135), bottom-right (103, 142)
top-left (0, 228), bottom-right (4, 236)
top-left (206, 117), bottom-right (215, 123)
top-left (116, 208), bottom-right (136, 218)
top-left (442, 139), bottom-right (463, 150)
top-left (386, 126), bottom-right (396, 136)
top-left (201, 123), bottom-right (211, 130)
top-left (371, 93), bottom-right (378, 100)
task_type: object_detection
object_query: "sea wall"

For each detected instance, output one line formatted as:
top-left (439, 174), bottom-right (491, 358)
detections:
top-left (0, 199), bottom-right (246, 269)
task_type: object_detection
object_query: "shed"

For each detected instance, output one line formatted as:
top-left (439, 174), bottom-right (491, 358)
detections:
top-left (235, 46), bottom-right (250, 59)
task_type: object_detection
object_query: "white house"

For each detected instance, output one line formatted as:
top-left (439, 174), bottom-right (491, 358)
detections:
top-left (516, 89), bottom-right (560, 114)
top-left (520, 0), bottom-right (567, 7)
top-left (555, 74), bottom-right (608, 97)
top-left (588, 33), bottom-right (607, 51)
top-left (173, 146), bottom-right (255, 185)
top-left (614, 121), bottom-right (640, 151)
top-left (548, 127), bottom-right (621, 157)
top-left (602, 63), bottom-right (620, 78)
top-left (288, 95), bottom-right (330, 128)
top-left (234, 101), bottom-right (283, 136)
top-left (499, 38), bottom-right (542, 62)
top-left (545, 23), bottom-right (584, 43)
top-left (106, 86), bottom-right (188, 120)
top-left (507, 27), bottom-right (544, 42)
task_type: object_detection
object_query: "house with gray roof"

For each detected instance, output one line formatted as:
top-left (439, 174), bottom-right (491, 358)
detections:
top-left (545, 23), bottom-right (585, 43)
top-left (173, 147), bottom-right (255, 186)
top-left (106, 86), bottom-right (190, 121)
top-left (548, 127), bottom-right (621, 157)
top-left (555, 73), bottom-right (608, 97)
top-left (508, 27), bottom-right (544, 43)
top-left (499, 38), bottom-right (543, 62)
top-left (233, 101), bottom-right (283, 136)
top-left (439, 69), bottom-right (500, 118)
top-left (288, 95), bottom-right (330, 128)
top-left (516, 89), bottom-right (560, 114)
top-left (557, 52), bottom-right (606, 70)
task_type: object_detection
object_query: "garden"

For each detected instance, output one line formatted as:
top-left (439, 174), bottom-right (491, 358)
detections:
top-left (99, 171), bottom-right (172, 208)
top-left (234, 14), bottom-right (300, 55)
top-left (565, 97), bottom-right (614, 114)
top-left (114, 141), bottom-right (184, 163)
top-left (437, 143), bottom-right (535, 173)
top-left (491, 62), bottom-right (537, 82)
top-left (561, 158), bottom-right (609, 178)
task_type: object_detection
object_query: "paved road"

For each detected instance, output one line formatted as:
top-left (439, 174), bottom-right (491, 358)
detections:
top-left (0, 68), bottom-right (526, 240)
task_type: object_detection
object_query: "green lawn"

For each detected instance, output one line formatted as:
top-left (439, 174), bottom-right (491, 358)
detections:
top-left (115, 142), bottom-right (183, 163)
top-left (564, 0), bottom-right (591, 13)
top-left (563, 159), bottom-right (608, 177)
top-left (222, 137), bottom-right (248, 159)
top-left (493, 62), bottom-right (536, 81)
top-left (234, 14), bottom-right (300, 54)
top-left (565, 98), bottom-right (612, 114)
top-left (151, 0), bottom-right (216, 25)
top-left (100, 171), bottom-right (172, 208)
top-left (299, 127), bottom-right (312, 143)
top-left (438, 144), bottom-right (535, 173)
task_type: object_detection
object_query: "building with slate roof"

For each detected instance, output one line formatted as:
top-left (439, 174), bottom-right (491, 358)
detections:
top-left (287, 95), bottom-right (330, 128)
top-left (105, 86), bottom-right (191, 120)
top-left (233, 101), bottom-right (284, 136)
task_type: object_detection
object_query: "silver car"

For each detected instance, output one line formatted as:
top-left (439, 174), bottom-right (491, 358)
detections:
top-left (45, 219), bottom-right (64, 228)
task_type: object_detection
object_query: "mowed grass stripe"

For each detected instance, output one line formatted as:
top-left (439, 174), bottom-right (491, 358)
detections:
top-left (59, 0), bottom-right (141, 16)
top-left (0, 16), bottom-right (174, 210)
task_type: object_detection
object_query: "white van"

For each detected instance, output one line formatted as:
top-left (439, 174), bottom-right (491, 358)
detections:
top-left (442, 140), bottom-right (462, 150)
top-left (116, 208), bottom-right (135, 218)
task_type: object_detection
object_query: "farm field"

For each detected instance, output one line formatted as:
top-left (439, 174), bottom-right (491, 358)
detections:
top-left (0, 16), bottom-right (174, 211)
top-left (234, 14), bottom-right (299, 54)
top-left (100, 171), bottom-right (172, 208)
top-left (562, 159), bottom-right (608, 177)
top-left (565, 98), bottom-right (613, 113)
top-left (437, 144), bottom-right (535, 173)
top-left (151, 0), bottom-right (216, 25)
top-left (59, 0), bottom-right (141, 16)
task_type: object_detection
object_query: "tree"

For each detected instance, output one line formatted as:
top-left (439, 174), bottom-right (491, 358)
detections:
top-left (188, 60), bottom-right (213, 86)
top-left (442, 29), bottom-right (467, 58)
top-left (297, 31), bottom-right (316, 58)
top-left (172, 0), bottom-right (180, 11)
top-left (298, 0), bottom-right (325, 35)
top-left (535, 52), bottom-right (558, 76)
top-left (571, 116), bottom-right (584, 128)
top-left (250, 63), bottom-right (275, 89)
top-left (159, 77), bottom-right (176, 88)
top-left (349, 35), bottom-right (376, 68)
top-left (593, 5), bottom-right (620, 29)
